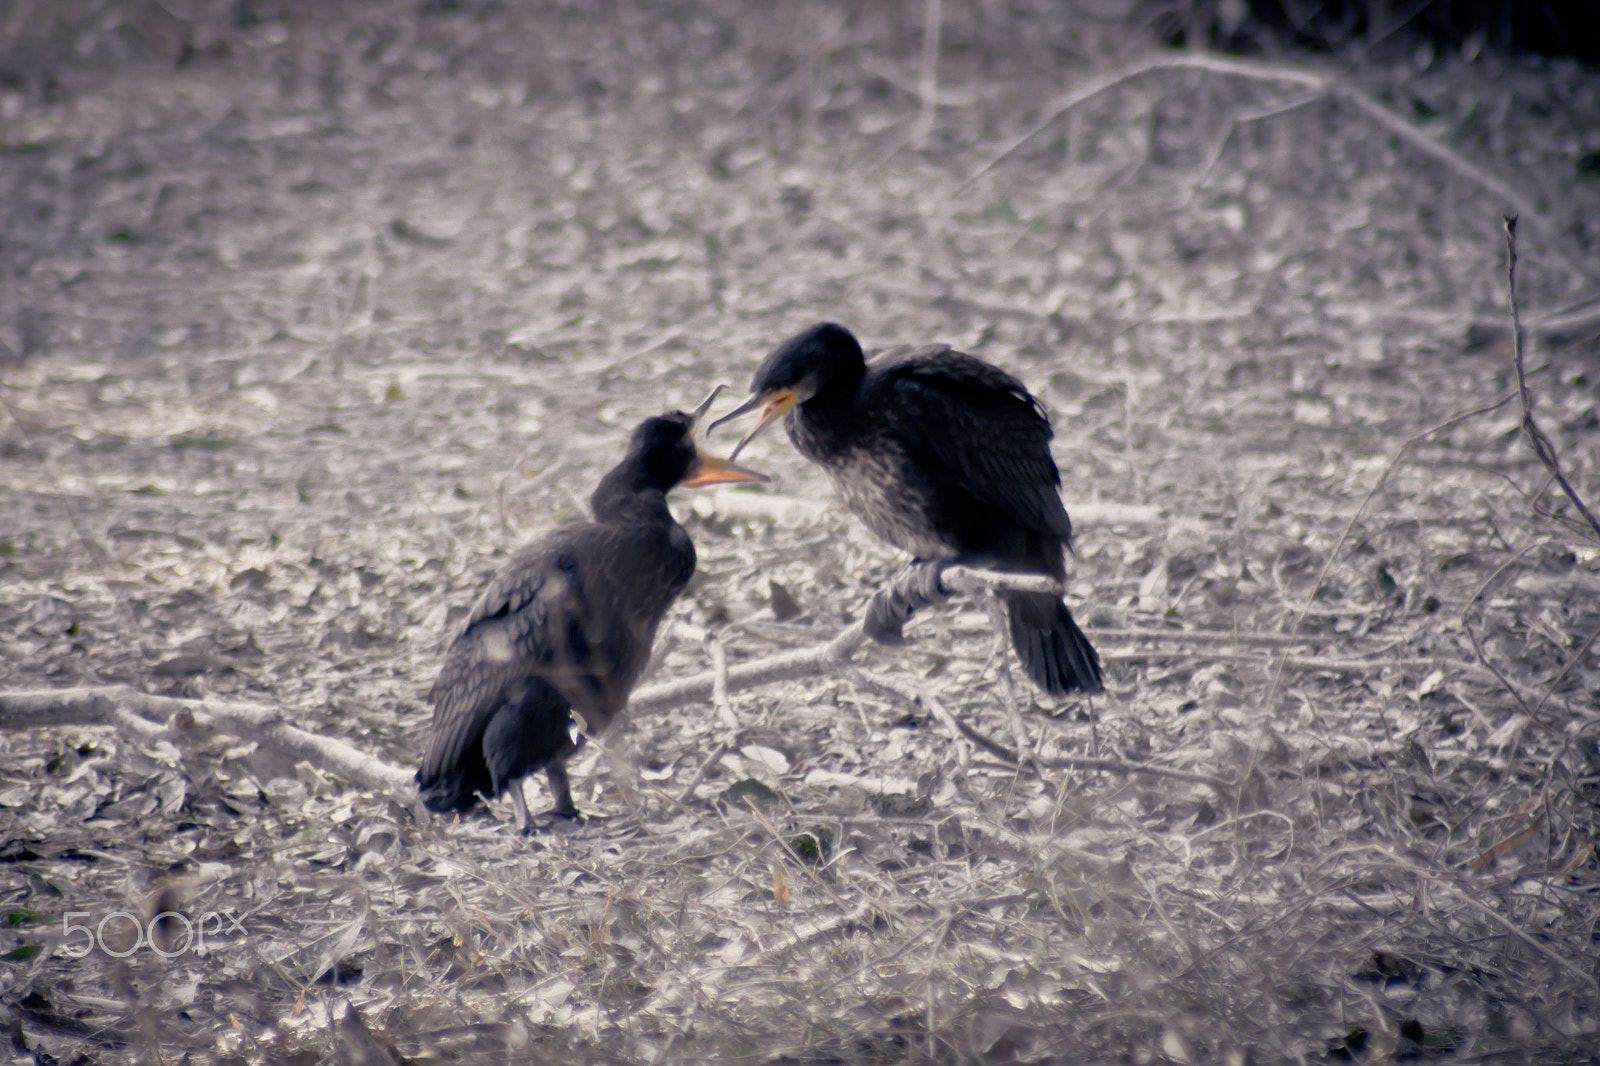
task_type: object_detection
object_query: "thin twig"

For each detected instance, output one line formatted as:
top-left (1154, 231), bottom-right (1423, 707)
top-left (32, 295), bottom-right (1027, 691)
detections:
top-left (1435, 882), bottom-right (1600, 998)
top-left (843, 668), bottom-right (1233, 793)
top-left (915, 0), bottom-right (943, 148)
top-left (1463, 617), bottom-right (1535, 718)
top-left (675, 737), bottom-right (736, 807)
top-left (1459, 535), bottom-right (1551, 720)
top-left (1503, 216), bottom-right (1600, 544)
top-left (1183, 92), bottom-right (1320, 206)
top-left (978, 591), bottom-right (1029, 763)
top-left (1531, 617), bottom-right (1600, 721)
top-left (843, 667), bottom-right (987, 764)
top-left (704, 629), bottom-right (739, 731)
top-left (1260, 391), bottom-right (1516, 714)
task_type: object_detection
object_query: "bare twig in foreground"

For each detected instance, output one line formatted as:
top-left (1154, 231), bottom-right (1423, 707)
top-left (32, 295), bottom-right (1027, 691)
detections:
top-left (1259, 391), bottom-right (1516, 715)
top-left (846, 667), bottom-right (1235, 794)
top-left (1503, 216), bottom-right (1600, 544)
top-left (977, 591), bottom-right (1031, 763)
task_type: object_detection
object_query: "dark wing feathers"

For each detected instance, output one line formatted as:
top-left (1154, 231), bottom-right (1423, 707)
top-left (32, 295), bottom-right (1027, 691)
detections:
top-left (420, 528), bottom-right (601, 786)
top-left (878, 346), bottom-right (1072, 542)
top-left (462, 531), bottom-right (573, 632)
top-left (424, 521), bottom-right (668, 766)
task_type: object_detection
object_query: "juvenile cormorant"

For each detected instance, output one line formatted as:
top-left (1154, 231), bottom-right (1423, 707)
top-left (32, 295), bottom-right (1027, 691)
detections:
top-left (713, 322), bottom-right (1102, 696)
top-left (417, 394), bottom-right (766, 830)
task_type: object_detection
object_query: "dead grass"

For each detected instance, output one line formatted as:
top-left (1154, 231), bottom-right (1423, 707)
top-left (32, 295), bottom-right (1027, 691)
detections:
top-left (2, 2), bottom-right (1598, 1062)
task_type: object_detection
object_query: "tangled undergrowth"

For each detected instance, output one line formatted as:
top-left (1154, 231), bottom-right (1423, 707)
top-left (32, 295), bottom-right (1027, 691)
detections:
top-left (2, 2), bottom-right (1598, 1062)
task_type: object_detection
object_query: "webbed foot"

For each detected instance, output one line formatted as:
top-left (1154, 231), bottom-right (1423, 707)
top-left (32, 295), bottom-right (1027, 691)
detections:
top-left (864, 559), bottom-right (951, 644)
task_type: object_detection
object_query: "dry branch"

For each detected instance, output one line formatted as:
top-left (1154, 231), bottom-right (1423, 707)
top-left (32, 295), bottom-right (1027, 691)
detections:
top-left (843, 666), bottom-right (987, 763)
top-left (1260, 391), bottom-right (1517, 713)
top-left (627, 567), bottom-right (1063, 715)
top-left (2, 569), bottom-right (1136, 805)
top-left (846, 666), bottom-right (1235, 793)
top-left (965, 52), bottom-right (1600, 292)
top-left (977, 591), bottom-right (1031, 763)
top-left (1503, 216), bottom-right (1600, 544)
top-left (915, 0), bottom-right (943, 148)
top-left (0, 687), bottom-right (414, 794)
top-left (1435, 882), bottom-right (1600, 998)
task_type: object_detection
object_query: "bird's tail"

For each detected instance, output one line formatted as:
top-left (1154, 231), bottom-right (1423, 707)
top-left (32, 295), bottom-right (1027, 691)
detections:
top-left (415, 706), bottom-right (495, 814)
top-left (416, 761), bottom-right (486, 813)
top-left (1005, 590), bottom-right (1104, 697)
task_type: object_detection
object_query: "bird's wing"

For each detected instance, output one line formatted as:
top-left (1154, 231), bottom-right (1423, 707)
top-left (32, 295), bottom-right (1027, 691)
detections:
top-left (428, 528), bottom-right (594, 720)
top-left (879, 345), bottom-right (1073, 541)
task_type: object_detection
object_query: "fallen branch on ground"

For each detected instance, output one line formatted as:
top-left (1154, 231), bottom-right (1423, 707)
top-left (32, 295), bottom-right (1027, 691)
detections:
top-left (1, 568), bottom-right (1236, 806)
top-left (0, 571), bottom-right (1059, 797)
top-left (627, 567), bottom-right (1062, 715)
top-left (0, 687), bottom-right (413, 795)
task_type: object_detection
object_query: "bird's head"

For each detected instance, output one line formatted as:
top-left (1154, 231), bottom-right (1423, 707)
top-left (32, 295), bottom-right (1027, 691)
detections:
top-left (709, 322), bottom-right (864, 460)
top-left (633, 387), bottom-right (769, 491)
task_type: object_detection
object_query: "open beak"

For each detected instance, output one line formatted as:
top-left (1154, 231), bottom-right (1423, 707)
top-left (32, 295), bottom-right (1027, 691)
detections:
top-left (707, 387), bottom-right (800, 463)
top-left (681, 385), bottom-right (769, 487)
top-left (681, 445), bottom-right (768, 487)
top-left (690, 385), bottom-right (726, 429)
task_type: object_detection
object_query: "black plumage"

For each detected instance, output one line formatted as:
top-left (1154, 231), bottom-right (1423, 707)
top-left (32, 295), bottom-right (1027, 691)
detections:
top-left (714, 322), bottom-right (1102, 697)
top-left (416, 403), bottom-right (764, 830)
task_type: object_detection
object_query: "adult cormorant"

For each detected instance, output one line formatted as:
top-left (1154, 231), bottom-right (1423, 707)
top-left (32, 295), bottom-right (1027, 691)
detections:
top-left (417, 395), bottom-right (766, 830)
top-left (713, 322), bottom-right (1102, 696)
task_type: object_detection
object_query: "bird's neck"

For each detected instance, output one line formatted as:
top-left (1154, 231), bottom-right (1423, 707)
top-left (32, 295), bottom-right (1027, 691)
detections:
top-left (589, 462), bottom-right (674, 526)
top-left (809, 353), bottom-right (865, 411)
top-left (790, 355), bottom-right (867, 460)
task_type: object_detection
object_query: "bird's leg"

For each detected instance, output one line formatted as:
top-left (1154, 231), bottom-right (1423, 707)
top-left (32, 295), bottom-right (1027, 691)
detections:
top-left (545, 760), bottom-right (581, 820)
top-left (864, 558), bottom-right (953, 645)
top-left (509, 781), bottom-right (532, 834)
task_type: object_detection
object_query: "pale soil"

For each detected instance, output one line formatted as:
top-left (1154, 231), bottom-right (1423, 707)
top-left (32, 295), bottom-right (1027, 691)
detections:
top-left (2, 3), bottom-right (1599, 1062)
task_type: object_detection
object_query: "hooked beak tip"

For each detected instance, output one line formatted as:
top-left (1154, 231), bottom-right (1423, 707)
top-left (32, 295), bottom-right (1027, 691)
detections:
top-left (690, 384), bottom-right (726, 430)
top-left (705, 391), bottom-right (765, 437)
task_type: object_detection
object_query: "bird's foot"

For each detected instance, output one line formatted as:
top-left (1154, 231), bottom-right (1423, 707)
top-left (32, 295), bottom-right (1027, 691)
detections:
top-left (516, 806), bottom-right (585, 836)
top-left (864, 560), bottom-right (951, 645)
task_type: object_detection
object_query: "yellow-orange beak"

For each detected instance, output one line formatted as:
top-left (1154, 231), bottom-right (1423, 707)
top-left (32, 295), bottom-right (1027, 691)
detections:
top-left (681, 446), bottom-right (768, 487)
top-left (708, 387), bottom-right (801, 462)
top-left (681, 385), bottom-right (769, 487)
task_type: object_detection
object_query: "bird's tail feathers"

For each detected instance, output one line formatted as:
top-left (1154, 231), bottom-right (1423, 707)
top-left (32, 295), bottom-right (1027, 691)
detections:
top-left (1005, 590), bottom-right (1104, 697)
top-left (416, 765), bottom-right (485, 813)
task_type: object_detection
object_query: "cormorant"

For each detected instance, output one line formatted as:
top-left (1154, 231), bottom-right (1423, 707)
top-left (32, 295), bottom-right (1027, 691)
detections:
top-left (417, 394), bottom-right (766, 830)
top-left (712, 322), bottom-right (1102, 696)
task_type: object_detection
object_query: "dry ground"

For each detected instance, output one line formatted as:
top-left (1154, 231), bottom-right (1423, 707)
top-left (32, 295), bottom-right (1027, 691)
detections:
top-left (2, 2), bottom-right (1599, 1063)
